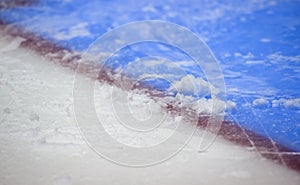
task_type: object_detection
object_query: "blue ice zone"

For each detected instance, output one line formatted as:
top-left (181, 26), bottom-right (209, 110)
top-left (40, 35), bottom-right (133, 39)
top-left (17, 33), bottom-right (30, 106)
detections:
top-left (0, 0), bottom-right (299, 151)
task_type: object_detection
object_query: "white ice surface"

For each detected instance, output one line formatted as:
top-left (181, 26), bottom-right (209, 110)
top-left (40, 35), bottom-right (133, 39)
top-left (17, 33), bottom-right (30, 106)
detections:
top-left (0, 33), bottom-right (300, 185)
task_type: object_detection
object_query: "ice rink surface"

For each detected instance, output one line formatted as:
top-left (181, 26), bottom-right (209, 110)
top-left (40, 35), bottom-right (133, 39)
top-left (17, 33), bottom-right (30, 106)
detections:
top-left (1, 0), bottom-right (300, 184)
top-left (1, 30), bottom-right (300, 185)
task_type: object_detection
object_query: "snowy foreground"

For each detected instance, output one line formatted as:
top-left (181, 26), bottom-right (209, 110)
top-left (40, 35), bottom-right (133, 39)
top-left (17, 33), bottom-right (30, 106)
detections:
top-left (0, 33), bottom-right (300, 185)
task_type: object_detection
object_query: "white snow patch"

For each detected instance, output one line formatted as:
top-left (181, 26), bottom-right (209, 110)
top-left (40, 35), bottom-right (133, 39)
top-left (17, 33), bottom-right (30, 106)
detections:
top-left (54, 22), bottom-right (92, 40)
top-left (234, 52), bottom-right (243, 57)
top-left (245, 60), bottom-right (265, 65)
top-left (272, 98), bottom-right (300, 109)
top-left (227, 87), bottom-right (239, 93)
top-left (260, 38), bottom-right (271, 42)
top-left (166, 75), bottom-right (237, 114)
top-left (253, 98), bottom-right (269, 107)
top-left (243, 52), bottom-right (255, 59)
top-left (268, 53), bottom-right (300, 63)
top-left (226, 100), bottom-right (237, 110)
top-left (142, 4), bottom-right (157, 13)
top-left (169, 74), bottom-right (220, 97)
